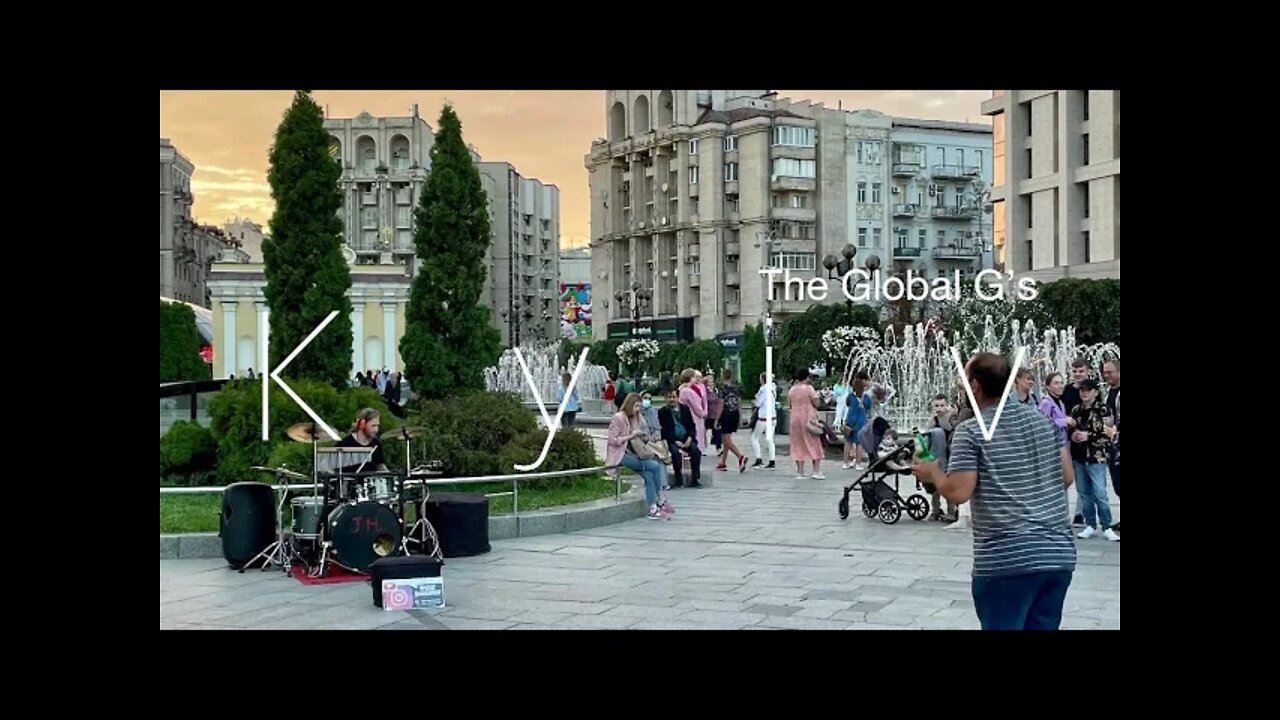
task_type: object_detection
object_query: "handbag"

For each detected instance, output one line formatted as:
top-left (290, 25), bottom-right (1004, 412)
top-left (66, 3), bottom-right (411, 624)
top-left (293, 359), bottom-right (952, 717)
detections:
top-left (629, 435), bottom-right (656, 460)
top-left (646, 440), bottom-right (672, 465)
top-left (805, 416), bottom-right (825, 436)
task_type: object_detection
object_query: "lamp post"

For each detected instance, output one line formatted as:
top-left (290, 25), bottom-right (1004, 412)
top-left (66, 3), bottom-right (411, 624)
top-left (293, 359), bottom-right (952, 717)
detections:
top-left (614, 281), bottom-right (652, 387)
top-left (822, 244), bottom-right (880, 323)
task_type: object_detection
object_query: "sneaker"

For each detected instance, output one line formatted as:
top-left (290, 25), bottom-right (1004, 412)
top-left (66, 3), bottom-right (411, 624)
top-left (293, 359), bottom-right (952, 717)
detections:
top-left (739, 456), bottom-right (748, 473)
top-left (766, 461), bottom-right (776, 469)
top-left (751, 459), bottom-right (763, 468)
top-left (841, 462), bottom-right (850, 470)
top-left (1111, 522), bottom-right (1121, 532)
top-left (715, 464), bottom-right (728, 471)
top-left (1103, 528), bottom-right (1120, 542)
top-left (1078, 526), bottom-right (1097, 539)
top-left (647, 508), bottom-right (667, 520)
top-left (811, 473), bottom-right (826, 480)
top-left (1073, 514), bottom-right (1084, 526)
top-left (944, 518), bottom-right (970, 531)
top-left (795, 475), bottom-right (808, 481)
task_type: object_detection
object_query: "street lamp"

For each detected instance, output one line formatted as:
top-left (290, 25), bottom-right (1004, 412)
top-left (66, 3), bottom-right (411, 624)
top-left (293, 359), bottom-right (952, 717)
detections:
top-left (756, 229), bottom-right (777, 342)
top-left (614, 281), bottom-right (652, 387)
top-left (823, 244), bottom-right (882, 322)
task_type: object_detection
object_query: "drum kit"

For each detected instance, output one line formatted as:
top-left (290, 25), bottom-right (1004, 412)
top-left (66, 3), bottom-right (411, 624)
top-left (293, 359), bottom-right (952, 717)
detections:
top-left (244, 422), bottom-right (445, 578)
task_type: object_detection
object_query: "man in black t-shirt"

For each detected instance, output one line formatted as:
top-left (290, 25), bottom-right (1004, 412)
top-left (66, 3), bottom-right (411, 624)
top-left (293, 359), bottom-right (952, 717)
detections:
top-left (337, 408), bottom-right (387, 473)
top-left (1062, 358), bottom-right (1091, 526)
top-left (1101, 359), bottom-right (1121, 533)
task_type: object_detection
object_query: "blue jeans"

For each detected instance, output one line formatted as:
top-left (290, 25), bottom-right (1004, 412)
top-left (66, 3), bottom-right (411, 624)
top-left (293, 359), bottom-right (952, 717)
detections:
top-left (621, 452), bottom-right (664, 506)
top-left (972, 571), bottom-right (1073, 630)
top-left (1073, 462), bottom-right (1112, 529)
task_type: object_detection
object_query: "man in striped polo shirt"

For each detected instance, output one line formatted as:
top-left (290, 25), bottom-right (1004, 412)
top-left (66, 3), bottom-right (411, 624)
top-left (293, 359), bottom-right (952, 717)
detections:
top-left (912, 352), bottom-right (1077, 630)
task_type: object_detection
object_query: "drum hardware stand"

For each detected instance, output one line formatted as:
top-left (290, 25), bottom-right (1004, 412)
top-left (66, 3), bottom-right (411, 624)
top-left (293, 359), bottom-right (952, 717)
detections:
top-left (241, 480), bottom-right (303, 574)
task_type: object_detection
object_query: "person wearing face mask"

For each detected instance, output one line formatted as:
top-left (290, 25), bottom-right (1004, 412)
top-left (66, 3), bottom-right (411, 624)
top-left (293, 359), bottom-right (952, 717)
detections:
top-left (639, 392), bottom-right (660, 438)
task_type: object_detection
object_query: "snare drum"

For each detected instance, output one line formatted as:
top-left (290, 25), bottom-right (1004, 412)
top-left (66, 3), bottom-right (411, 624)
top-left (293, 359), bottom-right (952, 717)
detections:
top-left (364, 475), bottom-right (396, 503)
top-left (290, 496), bottom-right (326, 539)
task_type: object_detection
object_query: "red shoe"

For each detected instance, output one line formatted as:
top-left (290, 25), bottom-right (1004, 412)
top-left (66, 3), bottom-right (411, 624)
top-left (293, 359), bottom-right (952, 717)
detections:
top-left (715, 464), bottom-right (728, 471)
top-left (739, 456), bottom-right (748, 473)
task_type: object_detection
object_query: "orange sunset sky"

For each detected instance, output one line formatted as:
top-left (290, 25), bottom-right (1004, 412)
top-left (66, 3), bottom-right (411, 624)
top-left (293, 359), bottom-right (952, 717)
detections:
top-left (159, 90), bottom-right (990, 249)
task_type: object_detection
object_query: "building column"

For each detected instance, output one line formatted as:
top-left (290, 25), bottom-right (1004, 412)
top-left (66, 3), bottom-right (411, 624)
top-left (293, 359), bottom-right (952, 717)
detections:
top-left (254, 301), bottom-right (268, 374)
top-left (351, 300), bottom-right (364, 376)
top-left (382, 300), bottom-right (396, 372)
top-left (221, 300), bottom-right (238, 379)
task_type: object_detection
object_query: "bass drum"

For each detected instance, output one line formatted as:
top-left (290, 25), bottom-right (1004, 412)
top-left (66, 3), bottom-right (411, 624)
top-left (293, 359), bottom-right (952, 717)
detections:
top-left (327, 502), bottom-right (401, 573)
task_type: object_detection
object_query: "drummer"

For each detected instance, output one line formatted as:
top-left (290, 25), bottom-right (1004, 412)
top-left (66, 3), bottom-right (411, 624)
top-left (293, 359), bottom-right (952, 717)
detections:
top-left (337, 408), bottom-right (388, 472)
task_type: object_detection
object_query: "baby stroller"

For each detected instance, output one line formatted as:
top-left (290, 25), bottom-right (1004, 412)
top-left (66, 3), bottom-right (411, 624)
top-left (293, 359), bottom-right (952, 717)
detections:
top-left (837, 435), bottom-right (931, 525)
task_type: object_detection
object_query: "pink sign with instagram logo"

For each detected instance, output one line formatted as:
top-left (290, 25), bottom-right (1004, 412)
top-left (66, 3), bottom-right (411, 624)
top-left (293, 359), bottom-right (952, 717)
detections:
top-left (381, 578), bottom-right (445, 610)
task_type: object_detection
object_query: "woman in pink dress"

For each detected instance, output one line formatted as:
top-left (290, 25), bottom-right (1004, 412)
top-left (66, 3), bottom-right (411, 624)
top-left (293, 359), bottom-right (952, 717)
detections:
top-left (787, 368), bottom-right (825, 479)
top-left (678, 368), bottom-right (708, 453)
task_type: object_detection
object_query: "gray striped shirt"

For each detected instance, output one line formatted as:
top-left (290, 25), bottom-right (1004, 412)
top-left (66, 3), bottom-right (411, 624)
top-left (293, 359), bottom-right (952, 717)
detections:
top-left (948, 398), bottom-right (1077, 577)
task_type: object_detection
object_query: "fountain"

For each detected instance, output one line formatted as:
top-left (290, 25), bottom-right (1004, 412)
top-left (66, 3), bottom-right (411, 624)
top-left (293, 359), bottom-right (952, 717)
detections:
top-left (837, 317), bottom-right (1120, 431)
top-left (483, 341), bottom-right (609, 412)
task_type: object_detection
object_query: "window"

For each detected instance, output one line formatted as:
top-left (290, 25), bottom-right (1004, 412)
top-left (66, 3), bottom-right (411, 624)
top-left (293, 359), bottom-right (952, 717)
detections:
top-left (771, 158), bottom-right (816, 178)
top-left (856, 141), bottom-right (882, 165)
top-left (957, 148), bottom-right (965, 168)
top-left (1025, 148), bottom-right (1033, 179)
top-left (871, 227), bottom-right (882, 246)
top-left (894, 228), bottom-right (909, 246)
top-left (772, 126), bottom-right (816, 147)
top-left (724, 162), bottom-right (738, 182)
top-left (1082, 92), bottom-right (1090, 121)
top-left (726, 194), bottom-right (740, 213)
top-left (723, 135), bottom-right (738, 152)
top-left (791, 194), bottom-right (807, 209)
top-left (934, 184), bottom-right (946, 206)
top-left (857, 227), bottom-right (867, 247)
top-left (857, 183), bottom-right (867, 203)
top-left (976, 150), bottom-right (984, 174)
top-left (992, 113), bottom-right (1006, 188)
top-left (937, 230), bottom-right (946, 245)
top-left (918, 229), bottom-right (927, 248)
top-left (689, 166), bottom-right (699, 185)
top-left (1083, 231), bottom-right (1091, 263)
top-left (691, 259), bottom-right (701, 275)
top-left (688, 139), bottom-right (699, 155)
top-left (1082, 134), bottom-right (1090, 165)
top-left (872, 183), bottom-right (882, 203)
top-left (954, 187), bottom-right (966, 208)
top-left (768, 251), bottom-right (817, 271)
top-left (936, 146), bottom-right (945, 165)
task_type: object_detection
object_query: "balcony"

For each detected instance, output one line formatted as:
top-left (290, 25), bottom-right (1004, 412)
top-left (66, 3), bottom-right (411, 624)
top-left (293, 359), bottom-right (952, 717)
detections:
top-left (726, 270), bottom-right (741, 286)
top-left (725, 301), bottom-right (741, 316)
top-left (689, 273), bottom-right (701, 288)
top-left (893, 246), bottom-right (922, 259)
top-left (931, 165), bottom-right (980, 180)
top-left (361, 192), bottom-right (377, 205)
top-left (892, 204), bottom-right (918, 218)
top-left (770, 176), bottom-right (816, 192)
top-left (772, 206), bottom-right (817, 222)
top-left (932, 206), bottom-right (979, 221)
top-left (395, 190), bottom-right (412, 205)
top-left (892, 162), bottom-right (921, 177)
top-left (725, 241), bottom-right (741, 257)
top-left (932, 245), bottom-right (981, 259)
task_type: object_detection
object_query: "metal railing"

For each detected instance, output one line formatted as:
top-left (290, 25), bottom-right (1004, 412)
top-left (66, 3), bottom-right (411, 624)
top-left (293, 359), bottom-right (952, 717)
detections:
top-left (158, 465), bottom-right (626, 518)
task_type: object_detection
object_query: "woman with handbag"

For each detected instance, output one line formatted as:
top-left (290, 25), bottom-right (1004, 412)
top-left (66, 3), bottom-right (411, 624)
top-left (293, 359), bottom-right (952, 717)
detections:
top-left (607, 392), bottom-right (673, 520)
top-left (786, 368), bottom-right (826, 480)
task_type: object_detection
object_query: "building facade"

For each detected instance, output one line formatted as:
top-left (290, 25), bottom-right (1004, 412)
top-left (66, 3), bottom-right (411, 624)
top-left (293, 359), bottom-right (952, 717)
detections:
top-left (206, 256), bottom-right (411, 380)
top-left (224, 217), bottom-right (266, 263)
top-left (160, 138), bottom-right (233, 308)
top-left (584, 91), bottom-right (993, 342)
top-left (980, 90), bottom-right (1120, 280)
top-left (477, 162), bottom-right (561, 346)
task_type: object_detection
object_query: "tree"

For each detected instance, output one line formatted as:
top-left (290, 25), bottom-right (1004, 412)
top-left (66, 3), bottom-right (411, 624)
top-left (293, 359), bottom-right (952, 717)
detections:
top-left (400, 104), bottom-right (502, 399)
top-left (1030, 278), bottom-right (1121, 345)
top-left (159, 301), bottom-right (210, 382)
top-left (776, 303), bottom-right (878, 378)
top-left (262, 91), bottom-right (353, 388)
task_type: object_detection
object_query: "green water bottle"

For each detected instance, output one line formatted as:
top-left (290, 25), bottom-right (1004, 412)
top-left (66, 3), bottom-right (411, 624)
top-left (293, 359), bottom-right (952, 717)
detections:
top-left (913, 427), bottom-right (935, 462)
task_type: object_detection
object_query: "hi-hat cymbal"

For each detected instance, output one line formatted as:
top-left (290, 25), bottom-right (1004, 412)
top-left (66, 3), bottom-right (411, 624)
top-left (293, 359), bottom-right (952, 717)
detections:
top-left (285, 422), bottom-right (329, 442)
top-left (381, 426), bottom-right (428, 441)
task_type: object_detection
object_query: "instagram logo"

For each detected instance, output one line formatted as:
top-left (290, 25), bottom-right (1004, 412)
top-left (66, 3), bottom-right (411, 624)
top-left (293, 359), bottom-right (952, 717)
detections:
top-left (383, 581), bottom-right (413, 610)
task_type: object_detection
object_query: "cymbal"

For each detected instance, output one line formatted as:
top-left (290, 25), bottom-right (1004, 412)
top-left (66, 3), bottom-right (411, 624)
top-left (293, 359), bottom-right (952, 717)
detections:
top-left (250, 465), bottom-right (309, 481)
top-left (285, 422), bottom-right (329, 442)
top-left (381, 426), bottom-right (428, 441)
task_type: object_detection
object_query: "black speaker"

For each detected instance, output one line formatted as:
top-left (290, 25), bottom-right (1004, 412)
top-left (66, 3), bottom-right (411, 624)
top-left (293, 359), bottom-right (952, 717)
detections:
top-left (219, 482), bottom-right (276, 568)
top-left (370, 555), bottom-right (443, 608)
top-left (420, 492), bottom-right (490, 558)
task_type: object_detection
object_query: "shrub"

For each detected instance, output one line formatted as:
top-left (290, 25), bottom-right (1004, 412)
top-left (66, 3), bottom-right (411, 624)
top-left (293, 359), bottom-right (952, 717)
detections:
top-left (160, 301), bottom-right (210, 383)
top-left (208, 380), bottom-right (398, 484)
top-left (160, 421), bottom-right (217, 477)
top-left (497, 428), bottom-right (600, 487)
top-left (408, 391), bottom-right (537, 476)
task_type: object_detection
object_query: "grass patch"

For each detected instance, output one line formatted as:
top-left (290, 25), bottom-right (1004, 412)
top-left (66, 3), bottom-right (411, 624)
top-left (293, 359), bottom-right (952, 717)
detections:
top-left (159, 474), bottom-right (630, 534)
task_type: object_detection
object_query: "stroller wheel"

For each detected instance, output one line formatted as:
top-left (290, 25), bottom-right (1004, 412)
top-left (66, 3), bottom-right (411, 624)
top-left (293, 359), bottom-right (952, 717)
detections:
top-left (878, 499), bottom-right (901, 524)
top-left (838, 496), bottom-right (850, 520)
top-left (905, 494), bottom-right (930, 521)
top-left (862, 502), bottom-right (877, 518)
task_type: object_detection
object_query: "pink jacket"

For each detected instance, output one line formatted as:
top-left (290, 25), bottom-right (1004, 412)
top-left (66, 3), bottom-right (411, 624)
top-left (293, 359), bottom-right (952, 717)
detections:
top-left (679, 384), bottom-right (708, 450)
top-left (605, 411), bottom-right (636, 469)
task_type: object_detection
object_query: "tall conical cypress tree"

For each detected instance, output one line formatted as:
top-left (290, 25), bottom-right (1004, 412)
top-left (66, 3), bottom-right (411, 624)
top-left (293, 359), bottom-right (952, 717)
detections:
top-left (263, 91), bottom-right (353, 388)
top-left (400, 104), bottom-right (501, 399)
